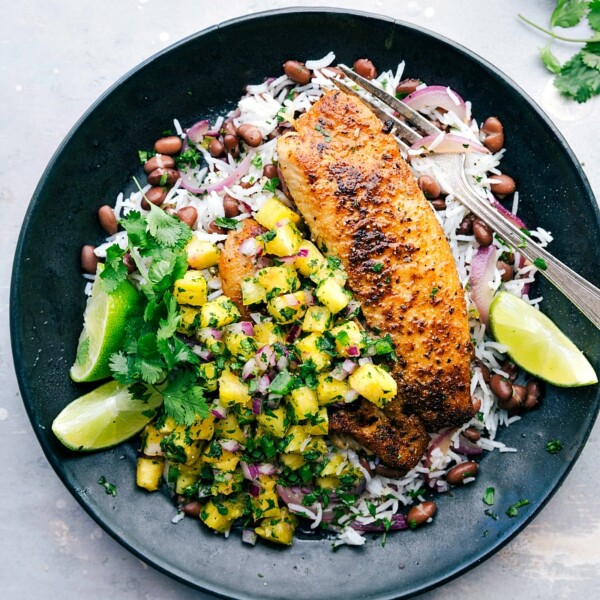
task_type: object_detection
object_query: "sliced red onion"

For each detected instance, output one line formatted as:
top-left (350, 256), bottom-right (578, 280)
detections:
top-left (180, 154), bottom-right (252, 195)
top-left (257, 373), bottom-right (271, 393)
top-left (240, 321), bottom-right (255, 336)
top-left (469, 245), bottom-right (497, 325)
top-left (283, 293), bottom-right (300, 307)
top-left (286, 324), bottom-right (302, 343)
top-left (492, 199), bottom-right (527, 229)
top-left (346, 346), bottom-right (360, 357)
top-left (248, 482), bottom-right (261, 497)
top-left (242, 528), bottom-right (257, 546)
top-left (241, 460), bottom-right (260, 481)
top-left (193, 346), bottom-right (213, 362)
top-left (220, 439), bottom-right (241, 452)
top-left (297, 248), bottom-right (309, 258)
top-left (342, 359), bottom-right (358, 375)
top-left (423, 428), bottom-right (457, 486)
top-left (198, 327), bottom-right (222, 341)
top-left (239, 237), bottom-right (260, 257)
top-left (210, 401), bottom-right (228, 420)
top-left (404, 85), bottom-right (468, 122)
top-left (242, 357), bottom-right (257, 380)
top-left (358, 357), bottom-right (373, 366)
top-left (276, 355), bottom-right (289, 371)
top-left (252, 397), bottom-right (263, 415)
top-left (257, 463), bottom-right (277, 476)
top-left (454, 434), bottom-right (484, 456)
top-left (256, 345), bottom-right (275, 370)
top-left (410, 133), bottom-right (489, 155)
top-left (344, 389), bottom-right (359, 403)
top-left (351, 513), bottom-right (408, 532)
top-left (186, 119), bottom-right (210, 144)
top-left (276, 485), bottom-right (307, 506)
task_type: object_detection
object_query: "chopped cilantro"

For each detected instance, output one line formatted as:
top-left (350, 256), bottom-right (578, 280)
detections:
top-left (483, 487), bottom-right (495, 506)
top-left (372, 262), bottom-right (384, 273)
top-left (546, 439), bottom-right (564, 454)
top-left (506, 499), bottom-right (530, 518)
top-left (262, 178), bottom-right (280, 193)
top-left (533, 257), bottom-right (548, 270)
top-left (98, 476), bottom-right (117, 497)
top-left (214, 217), bottom-right (241, 230)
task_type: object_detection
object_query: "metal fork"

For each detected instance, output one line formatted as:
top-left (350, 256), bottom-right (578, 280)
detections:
top-left (331, 64), bottom-right (600, 330)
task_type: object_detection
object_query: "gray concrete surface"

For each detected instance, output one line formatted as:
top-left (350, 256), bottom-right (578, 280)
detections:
top-left (1, 1), bottom-right (599, 598)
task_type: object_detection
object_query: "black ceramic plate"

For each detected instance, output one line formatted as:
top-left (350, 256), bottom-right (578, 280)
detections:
top-left (11, 8), bottom-right (600, 600)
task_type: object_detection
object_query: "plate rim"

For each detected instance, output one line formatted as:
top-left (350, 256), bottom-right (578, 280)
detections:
top-left (10, 6), bottom-right (600, 600)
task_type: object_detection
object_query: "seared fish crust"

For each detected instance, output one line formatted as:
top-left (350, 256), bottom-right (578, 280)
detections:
top-left (277, 90), bottom-right (474, 431)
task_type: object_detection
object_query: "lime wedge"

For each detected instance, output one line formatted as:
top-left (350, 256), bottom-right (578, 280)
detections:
top-left (70, 267), bottom-right (139, 382)
top-left (52, 380), bottom-right (162, 451)
top-left (489, 292), bottom-right (597, 387)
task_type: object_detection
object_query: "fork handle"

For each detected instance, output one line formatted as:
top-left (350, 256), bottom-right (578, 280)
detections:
top-left (437, 154), bottom-right (600, 330)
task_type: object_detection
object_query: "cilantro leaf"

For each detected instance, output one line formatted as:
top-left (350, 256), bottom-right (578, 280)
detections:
top-left (120, 210), bottom-right (148, 247)
top-left (262, 178), bottom-right (280, 193)
top-left (541, 43), bottom-right (563, 73)
top-left (109, 351), bottom-right (131, 382)
top-left (162, 370), bottom-right (209, 426)
top-left (551, 0), bottom-right (588, 28)
top-left (100, 244), bottom-right (128, 293)
top-left (582, 47), bottom-right (600, 69)
top-left (157, 294), bottom-right (180, 340)
top-left (555, 46), bottom-right (600, 102)
top-left (146, 202), bottom-right (191, 248)
top-left (214, 217), bottom-right (241, 230)
top-left (589, 0), bottom-right (600, 31)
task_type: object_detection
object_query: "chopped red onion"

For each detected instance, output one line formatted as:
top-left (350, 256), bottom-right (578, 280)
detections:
top-left (424, 428), bottom-right (457, 488)
top-left (240, 321), bottom-right (255, 336)
top-left (492, 199), bottom-right (527, 229)
top-left (239, 237), bottom-right (261, 257)
top-left (410, 133), bottom-right (488, 155)
top-left (257, 374), bottom-right (270, 395)
top-left (242, 358), bottom-right (257, 380)
top-left (303, 290), bottom-right (315, 306)
top-left (252, 397), bottom-right (263, 415)
top-left (257, 463), bottom-right (277, 476)
top-left (242, 529), bottom-right (257, 546)
top-left (210, 401), bottom-right (228, 420)
top-left (248, 482), bottom-right (261, 497)
top-left (330, 365), bottom-right (348, 382)
top-left (358, 357), bottom-right (373, 366)
top-left (351, 513), bottom-right (408, 532)
top-left (256, 345), bottom-right (275, 369)
top-left (454, 434), bottom-right (484, 456)
top-left (346, 346), bottom-right (360, 357)
top-left (198, 327), bottom-right (222, 341)
top-left (276, 355), bottom-right (289, 371)
top-left (241, 461), bottom-right (260, 481)
top-left (220, 439), bottom-right (241, 452)
top-left (342, 359), bottom-right (358, 375)
top-left (283, 293), bottom-right (300, 307)
top-left (345, 300), bottom-right (361, 317)
top-left (193, 346), bottom-right (213, 362)
top-left (286, 324), bottom-right (301, 343)
top-left (404, 85), bottom-right (468, 122)
top-left (469, 245), bottom-right (497, 325)
top-left (297, 248), bottom-right (309, 258)
top-left (344, 389), bottom-right (359, 403)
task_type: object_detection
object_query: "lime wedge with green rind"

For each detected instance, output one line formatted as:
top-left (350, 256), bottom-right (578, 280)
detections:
top-left (52, 380), bottom-right (162, 451)
top-left (489, 292), bottom-right (597, 387)
top-left (70, 266), bottom-right (139, 382)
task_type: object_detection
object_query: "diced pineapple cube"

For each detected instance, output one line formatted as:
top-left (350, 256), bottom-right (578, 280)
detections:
top-left (279, 452), bottom-right (306, 470)
top-left (316, 372), bottom-right (351, 405)
top-left (202, 445), bottom-right (241, 472)
top-left (218, 370), bottom-right (251, 407)
top-left (188, 413), bottom-right (216, 441)
top-left (161, 426), bottom-right (203, 465)
top-left (302, 436), bottom-right (328, 456)
top-left (157, 415), bottom-right (177, 434)
top-left (186, 237), bottom-right (221, 269)
top-left (302, 305), bottom-right (332, 333)
top-left (294, 240), bottom-right (326, 277)
top-left (225, 327), bottom-right (256, 360)
top-left (315, 476), bottom-right (340, 490)
top-left (283, 425), bottom-right (311, 453)
top-left (175, 463), bottom-right (202, 494)
top-left (257, 406), bottom-right (288, 438)
top-left (321, 453), bottom-right (346, 477)
top-left (200, 500), bottom-right (234, 533)
top-left (251, 487), bottom-right (280, 519)
top-left (254, 321), bottom-right (284, 346)
top-left (136, 457), bottom-right (164, 491)
top-left (255, 196), bottom-right (301, 229)
top-left (258, 474), bottom-right (278, 491)
top-left (315, 277), bottom-right (351, 314)
top-left (173, 270), bottom-right (208, 307)
top-left (348, 363), bottom-right (397, 408)
top-left (197, 362), bottom-right (219, 392)
top-left (306, 407), bottom-right (329, 436)
top-left (241, 277), bottom-right (267, 305)
top-left (287, 387), bottom-right (319, 421)
top-left (263, 221), bottom-right (303, 257)
top-left (267, 292), bottom-right (308, 324)
top-left (200, 295), bottom-right (240, 328)
top-left (214, 413), bottom-right (246, 444)
top-left (255, 508), bottom-right (298, 546)
top-left (310, 261), bottom-right (348, 287)
top-left (177, 305), bottom-right (201, 335)
top-left (295, 334), bottom-right (331, 372)
top-left (256, 266), bottom-right (299, 296)
top-left (210, 470), bottom-right (244, 496)
top-left (330, 321), bottom-right (364, 357)
top-left (141, 424), bottom-right (165, 456)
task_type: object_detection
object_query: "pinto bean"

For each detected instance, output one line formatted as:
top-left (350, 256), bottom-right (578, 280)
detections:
top-left (481, 117), bottom-right (504, 153)
top-left (123, 251), bottom-right (136, 274)
top-left (472, 395), bottom-right (482, 413)
top-left (473, 218), bottom-right (493, 247)
top-left (154, 136), bottom-right (182, 155)
top-left (463, 427), bottom-right (481, 442)
top-left (223, 134), bottom-right (239, 157)
top-left (490, 174), bottom-right (516, 197)
top-left (143, 154), bottom-right (175, 173)
top-left (501, 361), bottom-right (518, 382)
top-left (431, 199), bottom-right (447, 211)
top-left (407, 501), bottom-right (437, 528)
top-left (142, 186), bottom-right (168, 210)
top-left (417, 175), bottom-right (441, 199)
top-left (374, 464), bottom-right (405, 478)
top-left (147, 167), bottom-right (178, 186)
top-left (523, 379), bottom-right (541, 410)
top-left (396, 78), bottom-right (421, 96)
top-left (474, 358), bottom-right (491, 383)
top-left (223, 194), bottom-right (241, 218)
top-left (263, 164), bottom-right (278, 179)
top-left (447, 462), bottom-right (478, 485)
top-left (181, 501), bottom-right (202, 517)
top-left (237, 123), bottom-right (263, 147)
top-left (490, 374), bottom-right (513, 403)
top-left (176, 206), bottom-right (198, 228)
top-left (81, 245), bottom-right (99, 274)
top-left (353, 58), bottom-right (377, 80)
top-left (98, 205), bottom-right (118, 235)
top-left (497, 260), bottom-right (514, 282)
top-left (283, 60), bottom-right (312, 85)
top-left (220, 119), bottom-right (238, 137)
top-left (208, 138), bottom-right (224, 157)
top-left (456, 213), bottom-right (475, 236)
top-left (207, 220), bottom-right (225, 235)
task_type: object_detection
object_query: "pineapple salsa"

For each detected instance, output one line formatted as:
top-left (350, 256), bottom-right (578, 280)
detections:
top-left (131, 195), bottom-right (399, 545)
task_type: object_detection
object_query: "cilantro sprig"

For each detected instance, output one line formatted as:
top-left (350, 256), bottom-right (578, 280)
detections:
top-left (519, 1), bottom-right (600, 102)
